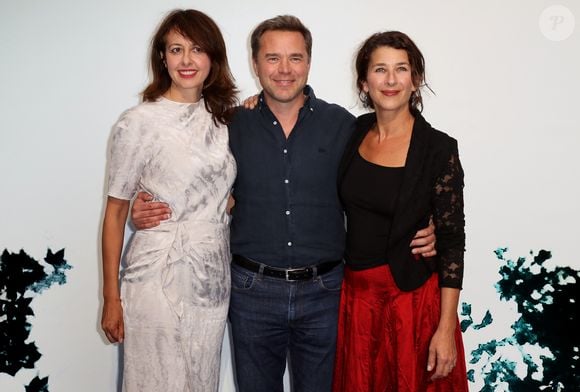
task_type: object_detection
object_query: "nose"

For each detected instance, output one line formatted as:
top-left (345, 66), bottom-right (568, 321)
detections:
top-left (182, 51), bottom-right (193, 66)
top-left (386, 70), bottom-right (396, 86)
top-left (278, 58), bottom-right (290, 73)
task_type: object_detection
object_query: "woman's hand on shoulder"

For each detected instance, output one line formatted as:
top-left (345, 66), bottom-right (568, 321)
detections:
top-left (242, 94), bottom-right (259, 110)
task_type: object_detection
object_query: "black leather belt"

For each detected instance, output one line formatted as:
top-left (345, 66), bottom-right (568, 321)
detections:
top-left (232, 254), bottom-right (342, 281)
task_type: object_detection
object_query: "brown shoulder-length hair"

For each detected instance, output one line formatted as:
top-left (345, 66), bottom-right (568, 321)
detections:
top-left (142, 9), bottom-right (238, 125)
top-left (355, 31), bottom-right (431, 114)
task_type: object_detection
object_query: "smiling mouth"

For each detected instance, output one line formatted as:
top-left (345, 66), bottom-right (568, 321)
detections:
top-left (274, 80), bottom-right (294, 86)
top-left (178, 70), bottom-right (197, 78)
top-left (381, 90), bottom-right (399, 96)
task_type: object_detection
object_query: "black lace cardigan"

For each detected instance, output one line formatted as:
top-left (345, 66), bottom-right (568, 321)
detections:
top-left (338, 112), bottom-right (465, 291)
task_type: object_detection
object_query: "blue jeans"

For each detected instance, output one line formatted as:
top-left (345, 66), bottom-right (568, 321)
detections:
top-left (229, 261), bottom-right (343, 392)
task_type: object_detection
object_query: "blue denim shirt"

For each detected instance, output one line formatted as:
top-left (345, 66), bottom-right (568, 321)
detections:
top-left (229, 86), bottom-right (355, 268)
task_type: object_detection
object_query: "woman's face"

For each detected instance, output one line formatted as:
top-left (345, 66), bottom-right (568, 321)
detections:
top-left (163, 29), bottom-right (211, 103)
top-left (362, 46), bottom-right (416, 114)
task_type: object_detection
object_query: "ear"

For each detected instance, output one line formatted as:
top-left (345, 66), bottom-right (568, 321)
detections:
top-left (252, 58), bottom-right (259, 76)
top-left (159, 51), bottom-right (167, 68)
top-left (361, 80), bottom-right (369, 93)
top-left (412, 75), bottom-right (420, 92)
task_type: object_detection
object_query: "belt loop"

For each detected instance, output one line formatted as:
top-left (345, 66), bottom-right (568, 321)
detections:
top-left (312, 266), bottom-right (318, 280)
top-left (258, 263), bottom-right (265, 278)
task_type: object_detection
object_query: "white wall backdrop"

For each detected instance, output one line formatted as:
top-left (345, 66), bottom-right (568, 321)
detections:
top-left (1, 0), bottom-right (578, 391)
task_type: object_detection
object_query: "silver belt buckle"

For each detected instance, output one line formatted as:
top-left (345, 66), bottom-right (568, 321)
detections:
top-left (285, 267), bottom-right (304, 281)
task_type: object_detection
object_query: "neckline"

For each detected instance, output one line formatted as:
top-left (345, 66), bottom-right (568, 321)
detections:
top-left (356, 150), bottom-right (405, 169)
top-left (159, 96), bottom-right (204, 107)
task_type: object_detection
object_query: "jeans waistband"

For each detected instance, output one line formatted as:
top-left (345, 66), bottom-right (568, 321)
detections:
top-left (232, 254), bottom-right (342, 281)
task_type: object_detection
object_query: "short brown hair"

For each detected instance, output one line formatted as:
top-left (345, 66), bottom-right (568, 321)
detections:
top-left (250, 15), bottom-right (312, 60)
top-left (355, 31), bottom-right (430, 114)
top-left (142, 9), bottom-right (237, 124)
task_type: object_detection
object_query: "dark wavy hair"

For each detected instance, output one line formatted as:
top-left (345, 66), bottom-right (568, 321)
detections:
top-left (355, 31), bottom-right (431, 114)
top-left (142, 9), bottom-right (238, 125)
top-left (250, 15), bottom-right (312, 60)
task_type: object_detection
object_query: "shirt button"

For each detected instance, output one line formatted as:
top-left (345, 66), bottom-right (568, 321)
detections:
top-left (283, 149), bottom-right (288, 154)
top-left (284, 179), bottom-right (289, 184)
top-left (287, 242), bottom-right (293, 247)
top-left (273, 120), bottom-right (278, 125)
top-left (285, 210), bottom-right (291, 215)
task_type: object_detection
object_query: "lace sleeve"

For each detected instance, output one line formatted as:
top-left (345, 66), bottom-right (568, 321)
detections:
top-left (433, 141), bottom-right (465, 289)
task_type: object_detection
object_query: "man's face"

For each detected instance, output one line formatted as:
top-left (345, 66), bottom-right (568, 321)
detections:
top-left (253, 30), bottom-right (310, 106)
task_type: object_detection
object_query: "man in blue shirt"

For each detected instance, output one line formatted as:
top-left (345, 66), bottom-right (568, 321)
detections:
top-left (131, 15), bottom-right (435, 392)
top-left (226, 17), bottom-right (355, 391)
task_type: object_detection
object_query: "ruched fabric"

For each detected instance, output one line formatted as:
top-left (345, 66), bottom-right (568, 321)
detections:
top-left (333, 265), bottom-right (468, 392)
top-left (107, 97), bottom-right (236, 392)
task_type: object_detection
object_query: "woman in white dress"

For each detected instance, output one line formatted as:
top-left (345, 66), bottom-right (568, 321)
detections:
top-left (100, 9), bottom-right (237, 391)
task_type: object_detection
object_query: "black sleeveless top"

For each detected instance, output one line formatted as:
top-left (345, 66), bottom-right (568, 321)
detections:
top-left (340, 151), bottom-right (404, 269)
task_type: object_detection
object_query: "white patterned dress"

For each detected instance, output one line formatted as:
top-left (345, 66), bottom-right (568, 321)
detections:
top-left (107, 97), bottom-right (236, 392)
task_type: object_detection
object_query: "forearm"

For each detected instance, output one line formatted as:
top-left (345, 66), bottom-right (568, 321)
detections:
top-left (102, 197), bottom-right (130, 302)
top-left (432, 145), bottom-right (465, 287)
top-left (438, 287), bottom-right (460, 333)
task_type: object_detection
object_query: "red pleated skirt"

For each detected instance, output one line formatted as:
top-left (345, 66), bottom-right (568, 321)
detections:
top-left (332, 264), bottom-right (468, 392)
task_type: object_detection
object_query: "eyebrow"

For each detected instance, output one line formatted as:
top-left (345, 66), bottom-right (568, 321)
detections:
top-left (264, 52), bottom-right (305, 58)
top-left (372, 61), bottom-right (410, 67)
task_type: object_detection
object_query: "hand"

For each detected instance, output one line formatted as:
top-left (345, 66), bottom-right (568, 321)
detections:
top-left (101, 298), bottom-right (124, 344)
top-left (131, 192), bottom-right (171, 229)
top-left (410, 217), bottom-right (436, 257)
top-left (427, 327), bottom-right (457, 380)
top-left (242, 94), bottom-right (259, 109)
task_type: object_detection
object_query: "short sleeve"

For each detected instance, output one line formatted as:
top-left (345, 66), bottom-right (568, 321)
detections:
top-left (106, 110), bottom-right (147, 200)
top-left (433, 139), bottom-right (465, 289)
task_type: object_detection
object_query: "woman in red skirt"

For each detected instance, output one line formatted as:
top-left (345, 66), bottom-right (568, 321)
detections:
top-left (333, 31), bottom-right (468, 392)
